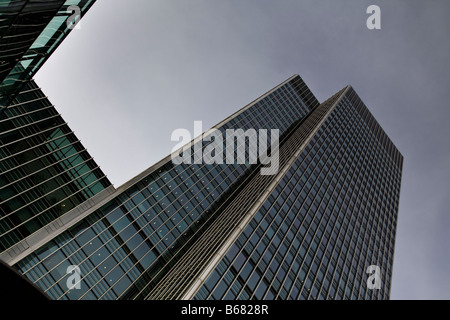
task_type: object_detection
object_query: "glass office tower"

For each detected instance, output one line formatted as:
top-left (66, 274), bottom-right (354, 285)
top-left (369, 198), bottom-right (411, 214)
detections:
top-left (0, 80), bottom-right (113, 253)
top-left (192, 87), bottom-right (402, 301)
top-left (0, 0), bottom-right (113, 257)
top-left (4, 75), bottom-right (402, 300)
top-left (9, 75), bottom-right (323, 300)
top-left (0, 2), bottom-right (403, 301)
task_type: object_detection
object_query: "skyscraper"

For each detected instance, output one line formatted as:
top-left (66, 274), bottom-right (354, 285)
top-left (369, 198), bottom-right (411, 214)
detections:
top-left (191, 86), bottom-right (402, 301)
top-left (0, 0), bottom-right (112, 299)
top-left (0, 0), bottom-right (113, 256)
top-left (0, 2), bottom-right (403, 301)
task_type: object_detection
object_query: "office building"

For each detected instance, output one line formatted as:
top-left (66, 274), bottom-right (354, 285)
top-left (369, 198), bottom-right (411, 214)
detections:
top-left (0, 1), bottom-right (402, 300)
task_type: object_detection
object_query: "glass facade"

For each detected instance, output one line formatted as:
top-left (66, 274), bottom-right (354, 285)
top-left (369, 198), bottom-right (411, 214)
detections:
top-left (145, 87), bottom-right (346, 300)
top-left (0, 0), bottom-right (110, 254)
top-left (4, 73), bottom-right (403, 300)
top-left (0, 3), bottom-right (403, 300)
top-left (0, 79), bottom-right (111, 251)
top-left (194, 87), bottom-right (402, 300)
top-left (0, 0), bottom-right (96, 108)
top-left (10, 76), bottom-right (332, 300)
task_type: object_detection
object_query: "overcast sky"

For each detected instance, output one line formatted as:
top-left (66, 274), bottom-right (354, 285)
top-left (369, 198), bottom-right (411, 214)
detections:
top-left (34, 0), bottom-right (450, 299)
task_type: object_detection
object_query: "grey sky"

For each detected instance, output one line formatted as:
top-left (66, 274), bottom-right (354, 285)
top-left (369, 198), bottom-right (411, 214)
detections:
top-left (34, 0), bottom-right (450, 299)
